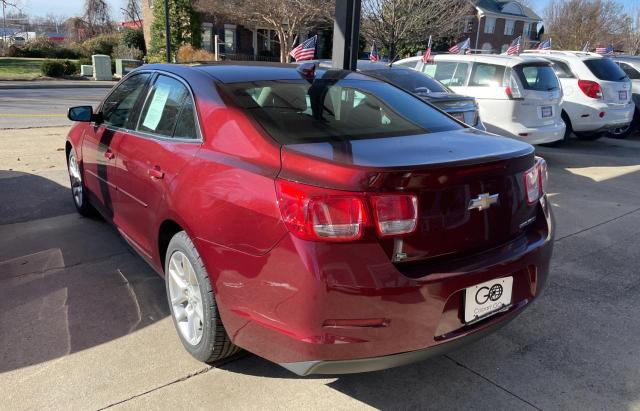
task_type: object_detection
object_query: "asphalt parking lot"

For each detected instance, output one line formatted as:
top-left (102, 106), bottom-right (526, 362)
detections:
top-left (1, 125), bottom-right (640, 410)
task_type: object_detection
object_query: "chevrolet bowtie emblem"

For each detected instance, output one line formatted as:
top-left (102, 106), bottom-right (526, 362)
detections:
top-left (468, 193), bottom-right (499, 211)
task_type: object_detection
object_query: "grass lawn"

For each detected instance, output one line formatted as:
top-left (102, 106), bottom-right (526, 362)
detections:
top-left (0, 58), bottom-right (46, 80)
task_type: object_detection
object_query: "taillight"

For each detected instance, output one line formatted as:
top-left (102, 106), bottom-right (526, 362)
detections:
top-left (370, 194), bottom-right (418, 237)
top-left (578, 80), bottom-right (603, 99)
top-left (275, 180), bottom-right (419, 242)
top-left (276, 180), bottom-right (367, 242)
top-left (524, 156), bottom-right (548, 205)
top-left (505, 72), bottom-right (524, 100)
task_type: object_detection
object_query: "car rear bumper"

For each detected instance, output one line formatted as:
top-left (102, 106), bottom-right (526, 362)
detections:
top-left (489, 121), bottom-right (565, 145)
top-left (570, 103), bottom-right (634, 132)
top-left (197, 197), bottom-right (554, 375)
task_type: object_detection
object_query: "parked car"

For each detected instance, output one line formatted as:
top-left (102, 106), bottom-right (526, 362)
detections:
top-left (610, 55), bottom-right (640, 138)
top-left (396, 54), bottom-right (565, 145)
top-left (66, 62), bottom-right (554, 376)
top-left (313, 59), bottom-right (485, 130)
top-left (524, 50), bottom-right (633, 141)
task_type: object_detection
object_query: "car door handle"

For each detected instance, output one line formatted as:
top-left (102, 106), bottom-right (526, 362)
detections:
top-left (148, 167), bottom-right (164, 179)
top-left (104, 150), bottom-right (115, 160)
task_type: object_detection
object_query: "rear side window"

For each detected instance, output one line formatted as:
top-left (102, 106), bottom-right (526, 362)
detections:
top-left (584, 58), bottom-right (627, 81)
top-left (173, 94), bottom-right (198, 139)
top-left (514, 64), bottom-right (560, 91)
top-left (548, 59), bottom-right (575, 79)
top-left (469, 63), bottom-right (505, 87)
top-left (221, 78), bottom-right (462, 145)
top-left (364, 68), bottom-right (448, 94)
top-left (101, 73), bottom-right (151, 128)
top-left (138, 75), bottom-right (190, 137)
top-left (394, 60), bottom-right (419, 70)
top-left (428, 62), bottom-right (469, 86)
top-left (617, 62), bottom-right (640, 80)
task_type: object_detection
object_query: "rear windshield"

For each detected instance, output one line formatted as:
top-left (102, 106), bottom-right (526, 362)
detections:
top-left (584, 58), bottom-right (627, 81)
top-left (220, 78), bottom-right (462, 145)
top-left (362, 68), bottom-right (449, 95)
top-left (514, 64), bottom-right (560, 91)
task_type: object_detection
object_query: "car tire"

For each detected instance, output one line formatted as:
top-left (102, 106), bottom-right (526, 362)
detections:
top-left (574, 131), bottom-right (603, 141)
top-left (67, 149), bottom-right (95, 217)
top-left (607, 111), bottom-right (639, 139)
top-left (165, 231), bottom-right (240, 363)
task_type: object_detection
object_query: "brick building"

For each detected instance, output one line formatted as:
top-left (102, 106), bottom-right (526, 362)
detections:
top-left (461, 0), bottom-right (542, 54)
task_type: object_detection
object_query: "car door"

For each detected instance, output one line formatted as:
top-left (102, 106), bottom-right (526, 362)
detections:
top-left (114, 73), bottom-right (203, 258)
top-left (616, 61), bottom-right (640, 96)
top-left (81, 72), bottom-right (152, 219)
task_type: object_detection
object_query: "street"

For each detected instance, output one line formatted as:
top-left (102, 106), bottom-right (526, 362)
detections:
top-left (1, 123), bottom-right (639, 410)
top-left (0, 88), bottom-right (107, 129)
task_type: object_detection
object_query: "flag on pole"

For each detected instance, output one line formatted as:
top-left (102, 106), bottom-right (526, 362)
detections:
top-left (595, 44), bottom-right (614, 55)
top-left (370, 41), bottom-right (380, 62)
top-left (421, 35), bottom-right (433, 64)
top-left (448, 38), bottom-right (470, 54)
top-left (506, 36), bottom-right (522, 55)
top-left (289, 35), bottom-right (317, 62)
top-left (538, 38), bottom-right (552, 50)
top-left (581, 41), bottom-right (590, 52)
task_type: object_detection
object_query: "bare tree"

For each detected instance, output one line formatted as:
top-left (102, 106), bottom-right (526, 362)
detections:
top-left (361, 0), bottom-right (472, 61)
top-left (121, 0), bottom-right (142, 26)
top-left (623, 2), bottom-right (640, 55)
top-left (84, 0), bottom-right (113, 36)
top-left (198, 0), bottom-right (334, 63)
top-left (543, 0), bottom-right (631, 51)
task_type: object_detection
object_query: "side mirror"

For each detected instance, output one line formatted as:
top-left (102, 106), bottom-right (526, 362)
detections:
top-left (67, 106), bottom-right (96, 122)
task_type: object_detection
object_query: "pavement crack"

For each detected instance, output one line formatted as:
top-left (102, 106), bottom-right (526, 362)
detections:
top-left (555, 205), bottom-right (640, 242)
top-left (444, 355), bottom-right (542, 410)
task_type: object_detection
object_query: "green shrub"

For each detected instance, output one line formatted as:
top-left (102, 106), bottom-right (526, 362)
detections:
top-left (81, 33), bottom-right (121, 57)
top-left (121, 28), bottom-right (146, 53)
top-left (16, 37), bottom-right (81, 59)
top-left (41, 60), bottom-right (65, 77)
top-left (62, 60), bottom-right (78, 75)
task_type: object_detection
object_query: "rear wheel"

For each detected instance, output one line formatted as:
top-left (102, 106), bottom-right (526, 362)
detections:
top-left (67, 149), bottom-right (95, 217)
top-left (165, 231), bottom-right (239, 363)
top-left (607, 111), bottom-right (639, 139)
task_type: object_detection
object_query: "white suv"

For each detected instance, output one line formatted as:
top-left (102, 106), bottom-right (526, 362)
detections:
top-left (523, 50), bottom-right (633, 141)
top-left (396, 54), bottom-right (565, 145)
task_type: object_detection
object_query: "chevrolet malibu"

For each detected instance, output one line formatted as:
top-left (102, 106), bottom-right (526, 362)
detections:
top-left (65, 62), bottom-right (554, 375)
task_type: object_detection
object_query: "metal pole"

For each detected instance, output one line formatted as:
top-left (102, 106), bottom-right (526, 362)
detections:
top-left (163, 0), bottom-right (171, 62)
top-left (214, 34), bottom-right (219, 61)
top-left (2, 1), bottom-right (7, 52)
top-left (331, 0), bottom-right (361, 70)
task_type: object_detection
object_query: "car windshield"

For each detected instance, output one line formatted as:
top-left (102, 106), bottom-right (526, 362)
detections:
top-left (221, 77), bottom-right (462, 145)
top-left (514, 64), bottom-right (560, 91)
top-left (361, 68), bottom-right (449, 95)
top-left (584, 58), bottom-right (628, 81)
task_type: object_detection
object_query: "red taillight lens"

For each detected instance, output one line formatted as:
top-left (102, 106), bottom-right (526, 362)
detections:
top-left (370, 194), bottom-right (418, 237)
top-left (276, 179), bottom-right (367, 242)
top-left (524, 157), bottom-right (548, 205)
top-left (578, 80), bottom-right (603, 99)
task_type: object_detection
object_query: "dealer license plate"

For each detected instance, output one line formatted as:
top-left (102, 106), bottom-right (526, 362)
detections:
top-left (619, 90), bottom-right (628, 100)
top-left (451, 112), bottom-right (465, 122)
top-left (541, 106), bottom-right (553, 118)
top-left (464, 277), bottom-right (513, 323)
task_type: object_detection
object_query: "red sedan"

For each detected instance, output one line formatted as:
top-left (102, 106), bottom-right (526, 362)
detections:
top-left (66, 62), bottom-right (554, 375)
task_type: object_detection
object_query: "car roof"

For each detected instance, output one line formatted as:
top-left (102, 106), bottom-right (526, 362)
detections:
top-left (141, 62), bottom-right (372, 84)
top-left (431, 53), bottom-right (551, 67)
top-left (523, 50), bottom-right (606, 60)
top-left (611, 55), bottom-right (640, 64)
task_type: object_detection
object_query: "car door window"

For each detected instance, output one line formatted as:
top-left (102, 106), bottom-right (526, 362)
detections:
top-left (101, 73), bottom-right (151, 128)
top-left (548, 59), bottom-right (575, 79)
top-left (469, 63), bottom-right (505, 87)
top-left (431, 62), bottom-right (458, 85)
top-left (450, 63), bottom-right (469, 86)
top-left (138, 75), bottom-right (190, 137)
top-left (618, 62), bottom-right (640, 80)
top-left (173, 94), bottom-right (199, 139)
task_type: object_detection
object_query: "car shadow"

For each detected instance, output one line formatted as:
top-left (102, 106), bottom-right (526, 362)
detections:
top-left (0, 170), bottom-right (169, 374)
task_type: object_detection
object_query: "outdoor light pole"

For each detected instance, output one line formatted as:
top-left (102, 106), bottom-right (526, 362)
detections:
top-left (331, 0), bottom-right (361, 70)
top-left (163, 0), bottom-right (171, 62)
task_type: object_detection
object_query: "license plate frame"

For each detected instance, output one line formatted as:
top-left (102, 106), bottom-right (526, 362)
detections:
top-left (451, 112), bottom-right (465, 122)
top-left (541, 106), bottom-right (553, 118)
top-left (619, 90), bottom-right (628, 100)
top-left (464, 277), bottom-right (513, 324)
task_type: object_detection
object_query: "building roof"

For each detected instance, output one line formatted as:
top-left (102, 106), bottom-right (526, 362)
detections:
top-left (474, 0), bottom-right (542, 21)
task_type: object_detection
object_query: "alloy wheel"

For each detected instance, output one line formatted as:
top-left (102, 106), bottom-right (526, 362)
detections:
top-left (167, 251), bottom-right (204, 346)
top-left (68, 151), bottom-right (83, 208)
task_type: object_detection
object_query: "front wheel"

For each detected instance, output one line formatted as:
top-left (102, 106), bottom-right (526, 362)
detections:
top-left (165, 231), bottom-right (240, 363)
top-left (67, 149), bottom-right (95, 217)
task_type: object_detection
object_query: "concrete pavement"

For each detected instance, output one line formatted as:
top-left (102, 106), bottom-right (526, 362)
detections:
top-left (1, 127), bottom-right (640, 410)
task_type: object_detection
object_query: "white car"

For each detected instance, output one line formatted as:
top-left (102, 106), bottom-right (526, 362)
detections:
top-left (396, 54), bottom-right (565, 145)
top-left (524, 50), bottom-right (633, 141)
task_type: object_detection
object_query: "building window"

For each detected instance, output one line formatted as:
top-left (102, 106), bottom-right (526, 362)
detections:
top-left (202, 23), bottom-right (213, 52)
top-left (463, 16), bottom-right (474, 33)
top-left (484, 17), bottom-right (496, 34)
top-left (482, 42), bottom-right (492, 54)
top-left (523, 23), bottom-right (531, 37)
top-left (224, 24), bottom-right (236, 53)
top-left (504, 20), bottom-right (515, 36)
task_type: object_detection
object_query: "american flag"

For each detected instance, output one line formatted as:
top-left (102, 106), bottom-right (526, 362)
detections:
top-left (370, 41), bottom-right (380, 62)
top-left (289, 35), bottom-right (317, 62)
top-left (421, 35), bottom-right (432, 64)
top-left (538, 38), bottom-right (552, 50)
top-left (581, 41), bottom-right (590, 52)
top-left (449, 38), bottom-right (470, 54)
top-left (506, 36), bottom-right (522, 56)
top-left (595, 44), bottom-right (614, 55)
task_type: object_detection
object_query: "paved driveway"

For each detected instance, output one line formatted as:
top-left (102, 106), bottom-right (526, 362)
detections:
top-left (1, 127), bottom-right (639, 410)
